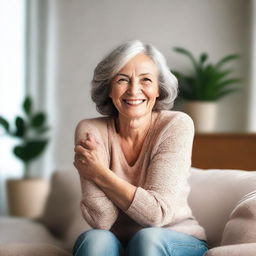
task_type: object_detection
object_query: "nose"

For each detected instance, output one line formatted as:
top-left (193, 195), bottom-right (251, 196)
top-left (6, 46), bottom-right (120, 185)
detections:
top-left (127, 79), bottom-right (141, 95)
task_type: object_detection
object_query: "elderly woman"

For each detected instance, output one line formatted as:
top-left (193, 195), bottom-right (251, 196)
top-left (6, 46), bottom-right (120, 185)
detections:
top-left (73, 40), bottom-right (208, 256)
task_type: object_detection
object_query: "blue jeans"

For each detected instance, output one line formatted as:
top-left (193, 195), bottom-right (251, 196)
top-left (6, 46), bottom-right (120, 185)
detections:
top-left (72, 227), bottom-right (208, 256)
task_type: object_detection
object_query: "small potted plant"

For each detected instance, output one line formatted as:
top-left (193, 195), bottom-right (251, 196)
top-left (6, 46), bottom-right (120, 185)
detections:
top-left (172, 47), bottom-right (241, 132)
top-left (0, 96), bottom-right (50, 218)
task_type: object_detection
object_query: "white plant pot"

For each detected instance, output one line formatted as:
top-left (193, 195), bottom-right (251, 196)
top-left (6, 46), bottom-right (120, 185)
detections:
top-left (6, 178), bottom-right (50, 218)
top-left (183, 101), bottom-right (218, 133)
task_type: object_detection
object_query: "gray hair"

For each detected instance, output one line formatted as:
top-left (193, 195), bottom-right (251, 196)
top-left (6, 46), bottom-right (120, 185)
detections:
top-left (91, 40), bottom-right (178, 116)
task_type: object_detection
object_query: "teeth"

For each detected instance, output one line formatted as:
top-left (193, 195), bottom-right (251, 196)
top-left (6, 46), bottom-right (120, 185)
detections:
top-left (124, 100), bottom-right (144, 105)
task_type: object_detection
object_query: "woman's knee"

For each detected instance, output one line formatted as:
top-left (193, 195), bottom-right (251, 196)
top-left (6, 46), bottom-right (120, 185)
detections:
top-left (73, 229), bottom-right (123, 256)
top-left (127, 228), bottom-right (208, 256)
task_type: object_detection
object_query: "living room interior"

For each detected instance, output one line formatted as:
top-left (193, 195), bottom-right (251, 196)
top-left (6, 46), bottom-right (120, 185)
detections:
top-left (0, 0), bottom-right (256, 255)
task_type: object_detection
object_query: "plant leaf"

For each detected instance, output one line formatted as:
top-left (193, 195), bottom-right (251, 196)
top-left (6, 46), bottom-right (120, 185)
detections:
top-left (23, 96), bottom-right (32, 116)
top-left (216, 88), bottom-right (240, 100)
top-left (0, 116), bottom-right (10, 133)
top-left (215, 54), bottom-right (240, 69)
top-left (14, 117), bottom-right (26, 137)
top-left (213, 78), bottom-right (241, 91)
top-left (199, 53), bottom-right (208, 65)
top-left (31, 112), bottom-right (46, 128)
top-left (173, 47), bottom-right (199, 70)
top-left (13, 140), bottom-right (48, 163)
top-left (35, 126), bottom-right (50, 134)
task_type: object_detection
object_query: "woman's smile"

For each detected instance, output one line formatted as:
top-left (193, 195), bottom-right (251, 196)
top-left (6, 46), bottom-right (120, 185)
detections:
top-left (122, 99), bottom-right (146, 106)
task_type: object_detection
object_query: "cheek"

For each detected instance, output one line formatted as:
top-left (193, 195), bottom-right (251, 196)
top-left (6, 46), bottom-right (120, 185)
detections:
top-left (108, 88), bottom-right (122, 104)
top-left (109, 86), bottom-right (127, 99)
top-left (146, 86), bottom-right (160, 99)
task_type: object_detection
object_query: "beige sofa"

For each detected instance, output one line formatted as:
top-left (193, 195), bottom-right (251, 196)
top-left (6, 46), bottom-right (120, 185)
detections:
top-left (0, 167), bottom-right (256, 256)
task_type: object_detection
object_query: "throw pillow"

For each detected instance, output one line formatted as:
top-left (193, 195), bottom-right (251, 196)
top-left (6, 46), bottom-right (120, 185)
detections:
top-left (221, 190), bottom-right (256, 245)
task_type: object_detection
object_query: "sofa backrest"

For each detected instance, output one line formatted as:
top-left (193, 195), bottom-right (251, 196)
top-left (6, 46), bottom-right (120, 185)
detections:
top-left (188, 167), bottom-right (256, 248)
top-left (38, 169), bottom-right (90, 251)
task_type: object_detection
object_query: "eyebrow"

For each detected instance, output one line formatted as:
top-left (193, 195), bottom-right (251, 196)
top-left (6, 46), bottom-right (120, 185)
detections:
top-left (116, 73), bottom-right (130, 78)
top-left (116, 73), bottom-right (152, 78)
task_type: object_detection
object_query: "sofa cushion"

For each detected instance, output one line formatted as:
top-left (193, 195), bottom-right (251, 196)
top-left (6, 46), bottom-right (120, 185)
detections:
top-left (39, 170), bottom-right (90, 248)
top-left (0, 243), bottom-right (71, 256)
top-left (221, 190), bottom-right (256, 245)
top-left (206, 243), bottom-right (256, 256)
top-left (0, 217), bottom-right (64, 248)
top-left (188, 168), bottom-right (256, 247)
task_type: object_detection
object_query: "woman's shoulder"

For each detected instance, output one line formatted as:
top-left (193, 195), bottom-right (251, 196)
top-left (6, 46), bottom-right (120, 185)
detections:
top-left (75, 116), bottom-right (110, 143)
top-left (156, 110), bottom-right (194, 131)
top-left (150, 110), bottom-right (194, 155)
top-left (76, 116), bottom-right (109, 130)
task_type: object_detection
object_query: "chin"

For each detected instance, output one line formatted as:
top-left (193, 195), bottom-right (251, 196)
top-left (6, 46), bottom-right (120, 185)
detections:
top-left (120, 109), bottom-right (152, 119)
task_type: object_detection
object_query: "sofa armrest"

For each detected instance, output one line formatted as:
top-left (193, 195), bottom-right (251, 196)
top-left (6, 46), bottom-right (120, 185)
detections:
top-left (206, 243), bottom-right (256, 256)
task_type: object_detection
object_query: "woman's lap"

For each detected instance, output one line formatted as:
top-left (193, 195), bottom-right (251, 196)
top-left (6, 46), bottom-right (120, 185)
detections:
top-left (73, 227), bottom-right (208, 256)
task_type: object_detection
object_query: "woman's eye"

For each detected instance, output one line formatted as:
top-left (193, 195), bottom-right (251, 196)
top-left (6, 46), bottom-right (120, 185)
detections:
top-left (117, 78), bottom-right (129, 83)
top-left (142, 78), bottom-right (152, 83)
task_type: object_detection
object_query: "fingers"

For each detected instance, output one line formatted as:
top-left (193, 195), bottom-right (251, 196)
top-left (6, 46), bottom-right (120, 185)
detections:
top-left (74, 151), bottom-right (87, 167)
top-left (73, 132), bottom-right (99, 167)
top-left (74, 144), bottom-right (87, 154)
top-left (77, 133), bottom-right (98, 150)
top-left (74, 146), bottom-right (88, 163)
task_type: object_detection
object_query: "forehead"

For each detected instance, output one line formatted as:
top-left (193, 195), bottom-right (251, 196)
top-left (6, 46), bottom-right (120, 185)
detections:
top-left (118, 53), bottom-right (158, 75)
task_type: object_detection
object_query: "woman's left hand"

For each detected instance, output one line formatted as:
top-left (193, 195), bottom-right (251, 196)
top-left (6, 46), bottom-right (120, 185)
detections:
top-left (74, 133), bottom-right (108, 181)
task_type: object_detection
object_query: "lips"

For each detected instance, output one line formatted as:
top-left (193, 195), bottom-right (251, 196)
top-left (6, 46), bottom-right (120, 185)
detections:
top-left (123, 99), bottom-right (146, 105)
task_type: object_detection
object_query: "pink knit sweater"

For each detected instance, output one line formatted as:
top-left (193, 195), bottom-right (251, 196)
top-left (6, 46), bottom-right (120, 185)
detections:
top-left (75, 110), bottom-right (207, 244)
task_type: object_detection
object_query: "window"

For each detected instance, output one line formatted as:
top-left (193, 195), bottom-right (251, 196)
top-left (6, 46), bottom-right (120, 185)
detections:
top-left (0, 0), bottom-right (26, 215)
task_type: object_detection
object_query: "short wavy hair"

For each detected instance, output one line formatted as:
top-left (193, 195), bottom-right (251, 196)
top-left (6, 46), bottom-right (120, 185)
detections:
top-left (91, 40), bottom-right (178, 116)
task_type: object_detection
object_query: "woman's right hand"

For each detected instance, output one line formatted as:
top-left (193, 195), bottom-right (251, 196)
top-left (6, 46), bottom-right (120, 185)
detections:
top-left (74, 132), bottom-right (109, 180)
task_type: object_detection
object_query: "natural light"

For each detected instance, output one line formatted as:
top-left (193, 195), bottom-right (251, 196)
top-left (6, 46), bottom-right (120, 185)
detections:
top-left (0, 0), bottom-right (25, 214)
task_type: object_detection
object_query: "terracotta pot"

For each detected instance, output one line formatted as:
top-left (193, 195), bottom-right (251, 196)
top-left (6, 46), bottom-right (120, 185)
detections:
top-left (183, 101), bottom-right (218, 133)
top-left (6, 178), bottom-right (50, 218)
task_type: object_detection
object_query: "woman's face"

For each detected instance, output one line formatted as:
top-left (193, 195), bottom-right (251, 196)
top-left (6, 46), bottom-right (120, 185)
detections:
top-left (109, 53), bottom-right (160, 120)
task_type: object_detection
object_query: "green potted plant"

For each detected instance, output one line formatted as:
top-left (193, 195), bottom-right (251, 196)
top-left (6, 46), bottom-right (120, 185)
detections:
top-left (172, 47), bottom-right (241, 132)
top-left (0, 95), bottom-right (50, 218)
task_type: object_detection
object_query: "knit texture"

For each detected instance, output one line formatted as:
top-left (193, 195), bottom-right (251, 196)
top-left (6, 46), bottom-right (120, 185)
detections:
top-left (75, 110), bottom-right (207, 243)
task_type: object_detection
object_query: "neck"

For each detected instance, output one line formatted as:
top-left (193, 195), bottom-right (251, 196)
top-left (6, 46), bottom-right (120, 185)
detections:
top-left (115, 113), bottom-right (153, 142)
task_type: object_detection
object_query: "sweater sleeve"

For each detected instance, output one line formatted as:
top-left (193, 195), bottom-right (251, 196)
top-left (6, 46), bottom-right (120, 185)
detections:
top-left (75, 119), bottom-right (119, 230)
top-left (125, 113), bottom-right (195, 227)
top-left (79, 179), bottom-right (119, 229)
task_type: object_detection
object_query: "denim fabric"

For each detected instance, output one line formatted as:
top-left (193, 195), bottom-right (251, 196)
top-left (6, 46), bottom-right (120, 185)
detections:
top-left (73, 227), bottom-right (208, 256)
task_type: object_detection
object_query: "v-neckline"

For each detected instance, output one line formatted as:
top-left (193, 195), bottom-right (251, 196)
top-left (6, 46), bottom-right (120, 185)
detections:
top-left (109, 112), bottom-right (160, 168)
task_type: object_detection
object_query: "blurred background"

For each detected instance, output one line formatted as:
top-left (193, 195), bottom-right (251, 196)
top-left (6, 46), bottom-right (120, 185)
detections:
top-left (0, 0), bottom-right (255, 216)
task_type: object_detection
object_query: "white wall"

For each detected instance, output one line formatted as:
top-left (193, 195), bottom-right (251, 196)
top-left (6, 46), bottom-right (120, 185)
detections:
top-left (36, 0), bottom-right (252, 173)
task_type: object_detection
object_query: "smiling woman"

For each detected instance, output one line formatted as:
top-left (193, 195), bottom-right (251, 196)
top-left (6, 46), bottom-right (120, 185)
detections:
top-left (73, 40), bottom-right (208, 256)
